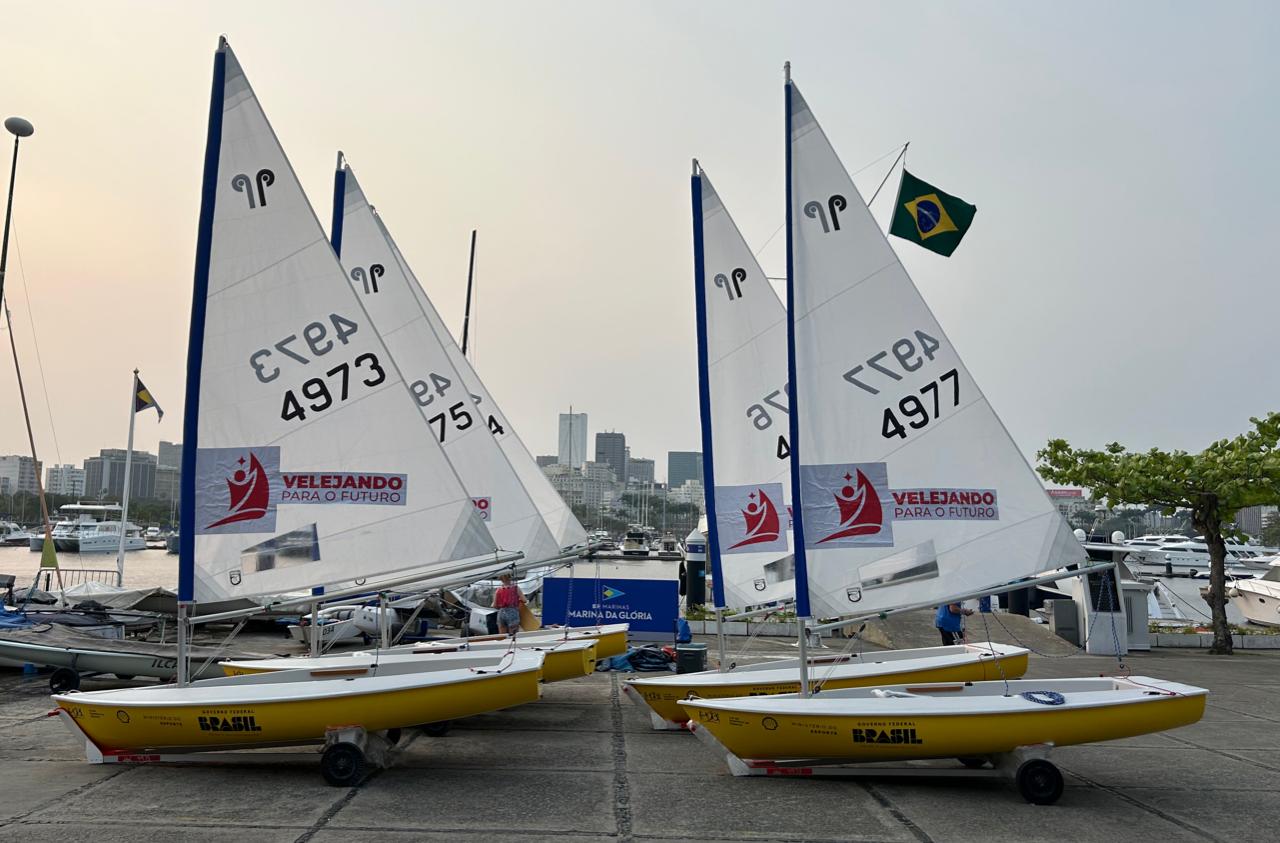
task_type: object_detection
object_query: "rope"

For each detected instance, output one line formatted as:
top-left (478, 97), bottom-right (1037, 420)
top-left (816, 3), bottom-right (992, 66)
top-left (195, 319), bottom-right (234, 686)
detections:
top-left (978, 608), bottom-right (1010, 696)
top-left (1020, 690), bottom-right (1065, 706)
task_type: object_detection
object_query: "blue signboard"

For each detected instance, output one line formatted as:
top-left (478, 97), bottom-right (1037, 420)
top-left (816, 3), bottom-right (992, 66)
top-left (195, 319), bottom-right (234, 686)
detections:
top-left (542, 577), bottom-right (679, 638)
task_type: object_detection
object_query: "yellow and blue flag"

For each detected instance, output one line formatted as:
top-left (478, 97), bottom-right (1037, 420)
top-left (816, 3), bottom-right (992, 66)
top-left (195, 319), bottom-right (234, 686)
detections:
top-left (135, 377), bottom-right (163, 420)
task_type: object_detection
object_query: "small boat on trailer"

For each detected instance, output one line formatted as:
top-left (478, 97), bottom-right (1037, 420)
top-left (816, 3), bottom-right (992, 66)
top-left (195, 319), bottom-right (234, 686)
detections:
top-left (624, 642), bottom-right (1027, 729)
top-left (221, 637), bottom-right (599, 683)
top-left (422, 622), bottom-right (629, 659)
top-left (680, 676), bottom-right (1207, 804)
top-left (52, 648), bottom-right (545, 785)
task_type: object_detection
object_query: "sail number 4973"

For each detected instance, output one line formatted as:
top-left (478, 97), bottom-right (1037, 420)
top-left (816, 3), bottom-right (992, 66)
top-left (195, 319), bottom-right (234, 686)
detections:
top-left (246, 313), bottom-right (389, 423)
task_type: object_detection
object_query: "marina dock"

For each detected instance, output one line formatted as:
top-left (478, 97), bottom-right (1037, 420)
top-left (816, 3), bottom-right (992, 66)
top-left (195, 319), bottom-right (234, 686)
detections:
top-left (1, 639), bottom-right (1274, 842)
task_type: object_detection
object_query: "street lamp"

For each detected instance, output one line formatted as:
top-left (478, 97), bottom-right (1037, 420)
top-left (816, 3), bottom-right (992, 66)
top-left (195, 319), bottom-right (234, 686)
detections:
top-left (1, 116), bottom-right (35, 307)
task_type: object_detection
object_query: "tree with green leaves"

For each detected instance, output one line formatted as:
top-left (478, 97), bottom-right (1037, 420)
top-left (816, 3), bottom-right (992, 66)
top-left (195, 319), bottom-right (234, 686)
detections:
top-left (1037, 413), bottom-right (1280, 654)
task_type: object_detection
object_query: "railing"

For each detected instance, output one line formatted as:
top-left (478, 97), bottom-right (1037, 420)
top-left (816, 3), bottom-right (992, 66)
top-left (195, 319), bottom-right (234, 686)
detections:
top-left (38, 568), bottom-right (118, 590)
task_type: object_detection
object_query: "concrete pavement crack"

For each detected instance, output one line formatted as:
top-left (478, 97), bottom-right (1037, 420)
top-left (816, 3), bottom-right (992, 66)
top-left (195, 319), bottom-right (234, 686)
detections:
top-left (610, 672), bottom-right (634, 843)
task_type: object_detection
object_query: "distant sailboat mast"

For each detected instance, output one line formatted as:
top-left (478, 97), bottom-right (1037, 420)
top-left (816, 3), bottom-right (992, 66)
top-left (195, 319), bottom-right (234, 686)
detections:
top-left (461, 229), bottom-right (477, 359)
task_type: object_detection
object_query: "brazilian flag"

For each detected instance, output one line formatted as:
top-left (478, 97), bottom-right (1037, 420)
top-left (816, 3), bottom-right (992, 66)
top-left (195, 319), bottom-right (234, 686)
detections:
top-left (889, 170), bottom-right (976, 257)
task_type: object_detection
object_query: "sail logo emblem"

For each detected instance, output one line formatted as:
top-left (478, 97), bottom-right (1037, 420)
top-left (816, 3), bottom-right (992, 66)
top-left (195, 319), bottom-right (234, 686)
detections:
top-left (601, 585), bottom-right (626, 601)
top-left (799, 463), bottom-right (893, 549)
top-left (729, 488), bottom-right (783, 549)
top-left (819, 469), bottom-right (885, 543)
top-left (195, 447), bottom-right (281, 535)
top-left (207, 452), bottom-right (273, 529)
top-left (715, 482), bottom-right (789, 555)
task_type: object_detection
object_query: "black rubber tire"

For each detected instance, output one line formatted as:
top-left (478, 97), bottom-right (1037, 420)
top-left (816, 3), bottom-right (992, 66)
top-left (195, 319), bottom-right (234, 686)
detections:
top-left (1016, 759), bottom-right (1064, 805)
top-left (385, 728), bottom-right (402, 745)
top-left (49, 667), bottom-right (80, 694)
top-left (321, 741), bottom-right (366, 787)
top-left (420, 720), bottom-right (451, 737)
top-left (958, 756), bottom-right (988, 769)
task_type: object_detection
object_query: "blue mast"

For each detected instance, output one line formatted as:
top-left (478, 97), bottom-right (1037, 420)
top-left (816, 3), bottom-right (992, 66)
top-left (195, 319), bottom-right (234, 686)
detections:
top-left (783, 65), bottom-right (812, 620)
top-left (178, 38), bottom-right (227, 605)
top-left (330, 151), bottom-right (346, 258)
top-left (690, 161), bottom-right (725, 610)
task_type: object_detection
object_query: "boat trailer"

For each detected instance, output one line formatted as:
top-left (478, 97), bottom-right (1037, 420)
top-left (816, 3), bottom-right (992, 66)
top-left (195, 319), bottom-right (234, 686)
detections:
top-left (50, 708), bottom-right (411, 786)
top-left (687, 721), bottom-right (1066, 805)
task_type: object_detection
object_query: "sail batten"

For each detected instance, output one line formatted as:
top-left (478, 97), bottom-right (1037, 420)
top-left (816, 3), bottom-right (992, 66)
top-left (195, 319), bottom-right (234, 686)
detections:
top-left (185, 41), bottom-right (496, 604)
top-left (784, 77), bottom-right (1082, 620)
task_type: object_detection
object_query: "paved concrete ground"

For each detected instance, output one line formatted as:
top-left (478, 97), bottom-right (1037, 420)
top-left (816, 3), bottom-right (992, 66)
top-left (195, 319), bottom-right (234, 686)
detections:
top-left (0, 640), bottom-right (1274, 842)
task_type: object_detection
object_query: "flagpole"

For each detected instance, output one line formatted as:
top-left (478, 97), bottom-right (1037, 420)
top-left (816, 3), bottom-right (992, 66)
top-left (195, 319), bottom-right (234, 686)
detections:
top-left (116, 369), bottom-right (139, 587)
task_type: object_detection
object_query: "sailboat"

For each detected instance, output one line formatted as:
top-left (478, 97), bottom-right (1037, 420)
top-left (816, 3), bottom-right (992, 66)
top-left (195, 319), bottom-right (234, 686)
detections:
top-left (678, 67), bottom-right (1207, 802)
top-left (623, 163), bottom-right (1029, 729)
top-left (51, 39), bottom-right (548, 784)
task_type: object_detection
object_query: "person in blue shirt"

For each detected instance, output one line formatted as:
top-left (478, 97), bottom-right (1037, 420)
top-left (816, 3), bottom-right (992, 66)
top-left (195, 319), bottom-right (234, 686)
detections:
top-left (935, 601), bottom-right (974, 646)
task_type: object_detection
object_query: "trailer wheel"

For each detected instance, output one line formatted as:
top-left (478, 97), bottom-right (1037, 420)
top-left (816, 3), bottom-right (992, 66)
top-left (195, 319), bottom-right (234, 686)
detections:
top-left (1016, 758), bottom-right (1064, 805)
top-left (49, 668), bottom-right (80, 693)
top-left (321, 741), bottom-right (366, 787)
top-left (958, 756), bottom-right (988, 769)
top-left (421, 720), bottom-right (451, 737)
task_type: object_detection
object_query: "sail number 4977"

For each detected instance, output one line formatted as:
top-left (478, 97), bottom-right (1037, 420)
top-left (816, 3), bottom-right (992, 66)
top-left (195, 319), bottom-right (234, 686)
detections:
top-left (840, 329), bottom-right (961, 440)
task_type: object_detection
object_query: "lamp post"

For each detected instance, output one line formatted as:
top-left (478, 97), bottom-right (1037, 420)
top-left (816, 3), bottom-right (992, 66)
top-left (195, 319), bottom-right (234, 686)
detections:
top-left (1, 116), bottom-right (35, 307)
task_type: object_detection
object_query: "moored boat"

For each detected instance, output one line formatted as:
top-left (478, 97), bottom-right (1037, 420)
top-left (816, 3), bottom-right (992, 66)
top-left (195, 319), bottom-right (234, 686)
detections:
top-left (624, 642), bottom-right (1027, 728)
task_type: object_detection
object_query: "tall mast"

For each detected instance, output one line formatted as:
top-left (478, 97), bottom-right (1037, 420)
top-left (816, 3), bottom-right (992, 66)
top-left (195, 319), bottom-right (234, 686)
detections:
top-left (461, 229), bottom-right (477, 358)
top-left (782, 61), bottom-right (812, 697)
top-left (115, 369), bottom-right (140, 587)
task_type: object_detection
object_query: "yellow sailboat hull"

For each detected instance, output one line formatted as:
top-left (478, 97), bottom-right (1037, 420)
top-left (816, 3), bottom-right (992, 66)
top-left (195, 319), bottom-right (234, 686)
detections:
top-left (680, 677), bottom-right (1206, 764)
top-left (629, 647), bottom-right (1027, 726)
top-left (427, 624), bottom-right (628, 659)
top-left (54, 666), bottom-right (540, 754)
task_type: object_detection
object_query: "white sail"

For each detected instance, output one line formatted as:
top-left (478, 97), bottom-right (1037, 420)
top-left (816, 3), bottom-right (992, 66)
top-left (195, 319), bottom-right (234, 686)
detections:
top-left (380, 225), bottom-right (587, 552)
top-left (185, 42), bottom-right (495, 603)
top-left (334, 162), bottom-right (564, 564)
top-left (693, 166), bottom-right (794, 610)
top-left (785, 79), bottom-right (1083, 618)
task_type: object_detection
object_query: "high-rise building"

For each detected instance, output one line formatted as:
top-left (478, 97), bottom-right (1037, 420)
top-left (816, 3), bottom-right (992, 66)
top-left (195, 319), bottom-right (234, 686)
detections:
top-left (558, 412), bottom-right (588, 468)
top-left (153, 465), bottom-right (181, 504)
top-left (45, 464), bottom-right (86, 497)
top-left (535, 455), bottom-right (558, 468)
top-left (0, 455), bottom-right (42, 496)
top-left (158, 440), bottom-right (183, 469)
top-left (595, 432), bottom-right (627, 485)
top-left (627, 457), bottom-right (655, 485)
top-left (667, 451), bottom-right (702, 490)
top-left (1236, 505), bottom-right (1279, 538)
top-left (540, 461), bottom-right (618, 514)
top-left (83, 449), bottom-right (157, 500)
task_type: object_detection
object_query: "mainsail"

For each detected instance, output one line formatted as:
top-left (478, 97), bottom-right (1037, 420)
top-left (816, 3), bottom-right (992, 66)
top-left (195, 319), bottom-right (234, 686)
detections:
top-left (784, 75), bottom-right (1083, 619)
top-left (385, 231), bottom-right (586, 553)
top-left (179, 40), bottom-right (496, 604)
top-left (691, 163), bottom-right (794, 610)
top-left (331, 161), bottom-right (563, 565)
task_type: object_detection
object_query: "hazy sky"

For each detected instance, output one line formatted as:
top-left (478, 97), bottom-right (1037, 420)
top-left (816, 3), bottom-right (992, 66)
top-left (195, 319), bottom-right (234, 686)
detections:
top-left (1, 2), bottom-right (1277, 483)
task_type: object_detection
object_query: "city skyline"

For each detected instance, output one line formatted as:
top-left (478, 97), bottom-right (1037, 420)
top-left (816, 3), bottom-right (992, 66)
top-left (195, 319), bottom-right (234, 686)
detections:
top-left (1, 4), bottom-right (1277, 476)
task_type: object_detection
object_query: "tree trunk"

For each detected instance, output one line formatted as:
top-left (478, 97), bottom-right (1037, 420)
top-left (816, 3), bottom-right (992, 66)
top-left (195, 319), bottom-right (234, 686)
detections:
top-left (1198, 508), bottom-right (1233, 655)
